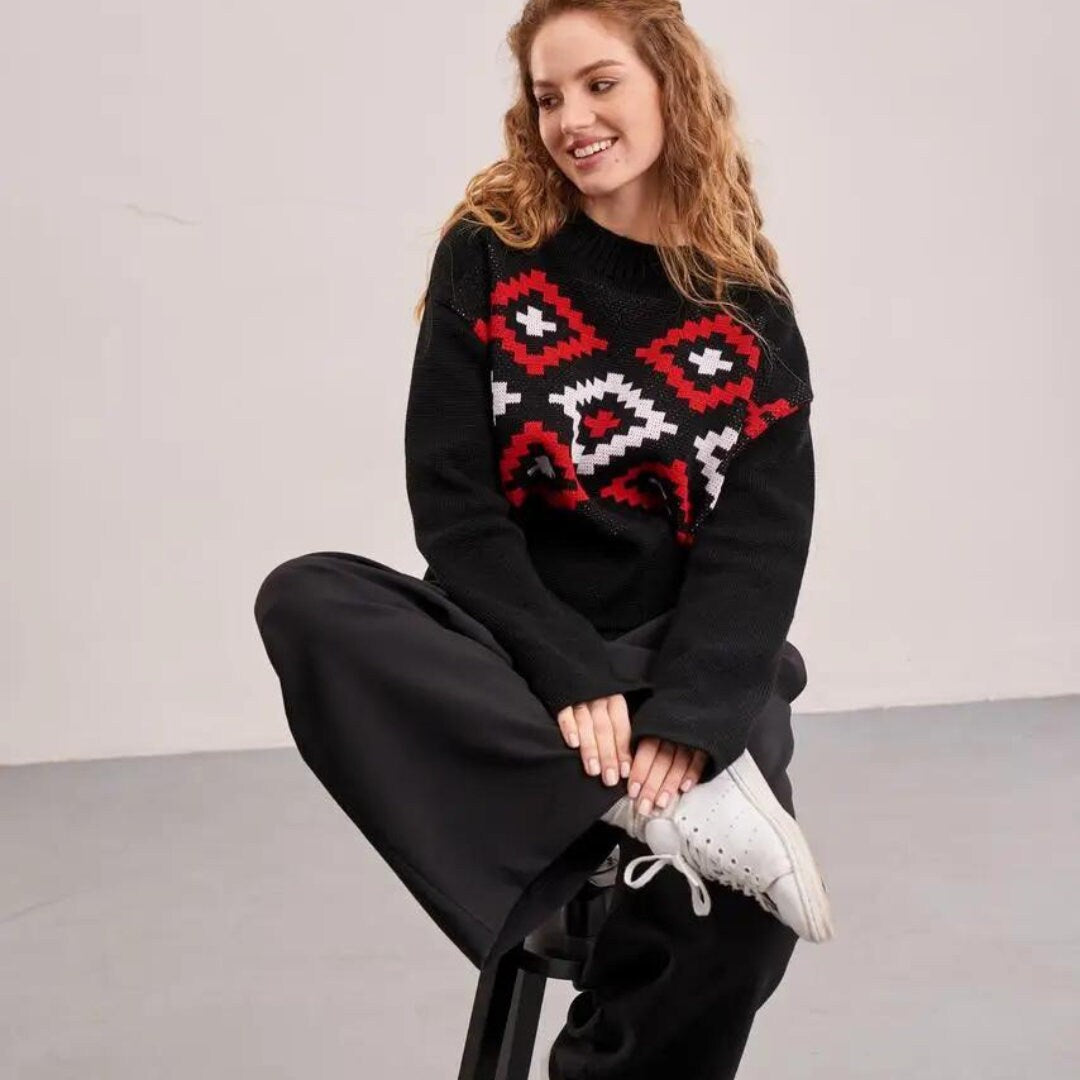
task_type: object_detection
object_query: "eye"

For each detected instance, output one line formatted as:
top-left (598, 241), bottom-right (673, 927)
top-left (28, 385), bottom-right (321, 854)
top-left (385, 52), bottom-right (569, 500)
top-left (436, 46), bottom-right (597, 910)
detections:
top-left (534, 79), bottom-right (616, 111)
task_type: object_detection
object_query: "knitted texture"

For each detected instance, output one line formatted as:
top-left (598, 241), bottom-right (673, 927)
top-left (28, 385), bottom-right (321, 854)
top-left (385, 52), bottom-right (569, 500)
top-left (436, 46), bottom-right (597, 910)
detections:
top-left (404, 208), bottom-right (815, 778)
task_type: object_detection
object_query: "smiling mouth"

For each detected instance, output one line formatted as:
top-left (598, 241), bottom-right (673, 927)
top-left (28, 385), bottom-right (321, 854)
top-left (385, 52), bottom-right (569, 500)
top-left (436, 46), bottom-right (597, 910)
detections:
top-left (570, 137), bottom-right (618, 160)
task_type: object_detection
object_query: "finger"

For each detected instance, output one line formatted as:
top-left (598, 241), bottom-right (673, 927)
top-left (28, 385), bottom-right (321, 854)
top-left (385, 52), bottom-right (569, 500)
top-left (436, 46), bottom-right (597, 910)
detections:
top-left (679, 749), bottom-right (709, 792)
top-left (590, 699), bottom-right (619, 786)
top-left (636, 740), bottom-right (675, 816)
top-left (606, 694), bottom-right (632, 779)
top-left (627, 736), bottom-right (659, 799)
top-left (654, 742), bottom-right (694, 810)
top-left (574, 702), bottom-right (600, 777)
top-left (555, 706), bottom-right (580, 749)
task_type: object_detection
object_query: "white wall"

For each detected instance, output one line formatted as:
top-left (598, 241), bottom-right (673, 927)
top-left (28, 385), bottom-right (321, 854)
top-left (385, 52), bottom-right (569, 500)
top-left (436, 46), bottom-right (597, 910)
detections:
top-left (3, 1), bottom-right (1076, 764)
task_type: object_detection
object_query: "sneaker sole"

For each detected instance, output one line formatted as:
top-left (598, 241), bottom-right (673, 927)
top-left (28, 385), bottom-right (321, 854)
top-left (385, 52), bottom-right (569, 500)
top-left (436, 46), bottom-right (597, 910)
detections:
top-left (728, 752), bottom-right (835, 942)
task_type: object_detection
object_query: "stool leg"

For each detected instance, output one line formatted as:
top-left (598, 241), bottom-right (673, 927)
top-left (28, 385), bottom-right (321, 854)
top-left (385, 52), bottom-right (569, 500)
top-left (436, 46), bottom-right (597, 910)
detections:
top-left (497, 969), bottom-right (547, 1080)
top-left (458, 945), bottom-right (523, 1080)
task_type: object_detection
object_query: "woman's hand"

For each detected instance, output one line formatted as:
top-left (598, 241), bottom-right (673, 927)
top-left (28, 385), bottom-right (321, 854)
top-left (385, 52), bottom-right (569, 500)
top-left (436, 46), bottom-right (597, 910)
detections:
top-left (627, 736), bottom-right (709, 816)
top-left (556, 694), bottom-right (632, 787)
top-left (556, 697), bottom-right (708, 813)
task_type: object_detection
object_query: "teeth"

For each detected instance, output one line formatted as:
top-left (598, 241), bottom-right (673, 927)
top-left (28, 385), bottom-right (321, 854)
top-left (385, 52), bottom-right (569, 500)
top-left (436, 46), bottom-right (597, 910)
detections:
top-left (572, 138), bottom-right (614, 158)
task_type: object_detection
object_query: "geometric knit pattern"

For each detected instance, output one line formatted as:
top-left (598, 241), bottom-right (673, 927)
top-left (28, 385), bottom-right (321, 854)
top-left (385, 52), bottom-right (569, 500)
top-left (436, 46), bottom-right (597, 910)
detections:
top-left (472, 268), bottom-right (802, 545)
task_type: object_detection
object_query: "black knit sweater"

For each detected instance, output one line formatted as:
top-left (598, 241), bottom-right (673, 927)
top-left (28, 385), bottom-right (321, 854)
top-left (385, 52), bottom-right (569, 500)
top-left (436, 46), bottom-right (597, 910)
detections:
top-left (404, 207), bottom-right (815, 777)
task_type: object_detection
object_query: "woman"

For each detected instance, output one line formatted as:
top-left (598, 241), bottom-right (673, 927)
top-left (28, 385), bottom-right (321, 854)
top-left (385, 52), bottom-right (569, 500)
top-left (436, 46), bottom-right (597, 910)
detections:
top-left (254, 1), bottom-right (833, 1076)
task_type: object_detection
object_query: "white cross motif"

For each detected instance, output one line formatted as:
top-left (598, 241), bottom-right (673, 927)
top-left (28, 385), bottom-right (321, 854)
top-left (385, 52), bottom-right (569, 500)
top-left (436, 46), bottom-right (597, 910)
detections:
top-left (516, 305), bottom-right (557, 338)
top-left (686, 345), bottom-right (733, 377)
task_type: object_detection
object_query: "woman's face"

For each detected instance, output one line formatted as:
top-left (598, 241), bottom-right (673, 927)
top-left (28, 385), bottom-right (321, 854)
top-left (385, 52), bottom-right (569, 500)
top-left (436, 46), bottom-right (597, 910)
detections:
top-left (529, 12), bottom-right (665, 205)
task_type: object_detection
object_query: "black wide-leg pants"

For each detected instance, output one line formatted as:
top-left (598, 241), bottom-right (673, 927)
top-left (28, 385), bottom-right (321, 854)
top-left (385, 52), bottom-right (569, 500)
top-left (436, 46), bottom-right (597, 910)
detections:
top-left (253, 550), bottom-right (806, 1079)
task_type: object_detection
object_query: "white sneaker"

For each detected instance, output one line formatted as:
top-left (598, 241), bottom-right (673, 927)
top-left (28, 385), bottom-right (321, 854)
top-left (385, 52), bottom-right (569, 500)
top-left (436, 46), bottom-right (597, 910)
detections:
top-left (619, 749), bottom-right (835, 943)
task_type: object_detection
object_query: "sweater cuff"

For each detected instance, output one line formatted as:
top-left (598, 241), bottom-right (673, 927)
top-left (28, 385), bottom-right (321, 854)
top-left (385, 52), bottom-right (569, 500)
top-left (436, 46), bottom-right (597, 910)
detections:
top-left (629, 675), bottom-right (779, 783)
top-left (530, 663), bottom-right (655, 719)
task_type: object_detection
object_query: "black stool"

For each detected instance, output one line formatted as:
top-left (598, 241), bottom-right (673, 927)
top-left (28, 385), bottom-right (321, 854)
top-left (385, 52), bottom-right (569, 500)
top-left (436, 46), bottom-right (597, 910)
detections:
top-left (457, 845), bottom-right (620, 1080)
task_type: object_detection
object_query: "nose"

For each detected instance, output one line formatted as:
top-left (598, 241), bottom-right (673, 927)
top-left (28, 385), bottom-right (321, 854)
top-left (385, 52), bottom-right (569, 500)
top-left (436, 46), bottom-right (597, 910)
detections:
top-left (560, 97), bottom-right (597, 137)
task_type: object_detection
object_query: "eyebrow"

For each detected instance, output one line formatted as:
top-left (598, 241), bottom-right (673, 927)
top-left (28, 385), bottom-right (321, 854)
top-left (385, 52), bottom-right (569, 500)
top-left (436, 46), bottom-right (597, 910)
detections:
top-left (531, 59), bottom-right (625, 91)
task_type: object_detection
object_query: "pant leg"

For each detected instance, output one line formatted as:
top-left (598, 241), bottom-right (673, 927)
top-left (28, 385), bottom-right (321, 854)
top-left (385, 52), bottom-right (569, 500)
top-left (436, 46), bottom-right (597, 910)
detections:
top-left (548, 687), bottom-right (802, 1080)
top-left (253, 550), bottom-right (631, 970)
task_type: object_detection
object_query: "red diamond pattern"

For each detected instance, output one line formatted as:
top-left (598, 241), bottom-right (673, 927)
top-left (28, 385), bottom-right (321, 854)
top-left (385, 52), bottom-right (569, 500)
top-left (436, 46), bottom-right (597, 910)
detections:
top-left (498, 420), bottom-right (589, 510)
top-left (484, 272), bottom-right (806, 546)
top-left (634, 312), bottom-right (761, 414)
top-left (486, 269), bottom-right (608, 376)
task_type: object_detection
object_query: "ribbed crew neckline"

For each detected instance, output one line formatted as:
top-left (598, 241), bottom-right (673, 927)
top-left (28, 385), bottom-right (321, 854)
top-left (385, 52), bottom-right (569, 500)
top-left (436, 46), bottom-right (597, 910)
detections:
top-left (554, 206), bottom-right (675, 293)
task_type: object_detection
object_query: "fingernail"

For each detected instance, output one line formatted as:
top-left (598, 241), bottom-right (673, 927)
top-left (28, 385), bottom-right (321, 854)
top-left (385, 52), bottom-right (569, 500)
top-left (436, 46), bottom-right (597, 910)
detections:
top-left (656, 792), bottom-right (669, 808)
top-left (628, 781), bottom-right (641, 798)
top-left (619, 760), bottom-right (630, 778)
top-left (639, 798), bottom-right (652, 816)
top-left (588, 758), bottom-right (600, 776)
top-left (568, 733), bottom-right (579, 748)
top-left (603, 767), bottom-right (616, 786)
top-left (680, 778), bottom-right (692, 792)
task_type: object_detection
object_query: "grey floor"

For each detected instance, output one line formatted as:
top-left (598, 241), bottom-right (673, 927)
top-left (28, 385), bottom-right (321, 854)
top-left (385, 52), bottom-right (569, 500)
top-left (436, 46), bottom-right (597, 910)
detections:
top-left (3, 696), bottom-right (1078, 1079)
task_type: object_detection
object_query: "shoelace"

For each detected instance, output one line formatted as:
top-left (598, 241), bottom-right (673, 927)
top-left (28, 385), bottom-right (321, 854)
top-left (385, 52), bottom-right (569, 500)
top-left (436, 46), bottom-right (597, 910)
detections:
top-left (622, 850), bottom-right (713, 916)
top-left (623, 833), bottom-right (783, 920)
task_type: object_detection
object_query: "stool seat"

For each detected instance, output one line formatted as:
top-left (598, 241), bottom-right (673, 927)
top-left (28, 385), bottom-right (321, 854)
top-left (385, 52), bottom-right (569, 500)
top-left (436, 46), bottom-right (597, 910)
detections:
top-left (457, 844), bottom-right (621, 1080)
top-left (518, 874), bottom-right (615, 979)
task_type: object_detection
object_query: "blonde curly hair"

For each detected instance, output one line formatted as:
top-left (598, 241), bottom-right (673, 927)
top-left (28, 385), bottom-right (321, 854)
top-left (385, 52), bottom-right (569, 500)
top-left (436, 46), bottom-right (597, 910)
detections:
top-left (415, 0), bottom-right (793, 341)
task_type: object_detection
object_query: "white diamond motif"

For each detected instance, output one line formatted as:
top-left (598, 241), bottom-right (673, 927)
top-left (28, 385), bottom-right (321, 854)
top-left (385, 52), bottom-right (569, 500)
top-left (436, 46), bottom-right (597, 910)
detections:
top-left (548, 372), bottom-right (678, 475)
top-left (694, 425), bottom-right (740, 511)
top-left (491, 378), bottom-right (522, 419)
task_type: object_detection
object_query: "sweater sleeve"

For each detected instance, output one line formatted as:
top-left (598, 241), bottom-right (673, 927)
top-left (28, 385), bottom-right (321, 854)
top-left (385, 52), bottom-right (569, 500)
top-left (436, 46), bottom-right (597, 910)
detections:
top-left (629, 297), bottom-right (816, 781)
top-left (404, 220), bottom-right (646, 716)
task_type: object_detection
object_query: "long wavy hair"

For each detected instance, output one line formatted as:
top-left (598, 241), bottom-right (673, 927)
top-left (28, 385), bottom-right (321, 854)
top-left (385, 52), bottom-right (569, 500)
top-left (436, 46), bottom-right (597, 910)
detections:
top-left (414, 0), bottom-right (792, 342)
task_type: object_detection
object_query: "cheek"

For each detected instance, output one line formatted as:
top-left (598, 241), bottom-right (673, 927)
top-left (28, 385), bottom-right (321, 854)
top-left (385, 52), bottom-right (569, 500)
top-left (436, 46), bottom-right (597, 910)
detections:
top-left (539, 122), bottom-right (561, 159)
top-left (622, 97), bottom-right (664, 148)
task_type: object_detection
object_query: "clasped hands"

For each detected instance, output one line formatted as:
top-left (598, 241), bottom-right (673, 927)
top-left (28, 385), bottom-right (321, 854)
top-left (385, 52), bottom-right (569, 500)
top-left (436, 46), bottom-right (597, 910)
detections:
top-left (555, 693), bottom-right (708, 816)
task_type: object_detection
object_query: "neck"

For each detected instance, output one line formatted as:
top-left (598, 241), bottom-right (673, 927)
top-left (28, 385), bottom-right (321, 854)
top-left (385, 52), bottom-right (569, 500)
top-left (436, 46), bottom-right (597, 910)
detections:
top-left (579, 188), bottom-right (663, 245)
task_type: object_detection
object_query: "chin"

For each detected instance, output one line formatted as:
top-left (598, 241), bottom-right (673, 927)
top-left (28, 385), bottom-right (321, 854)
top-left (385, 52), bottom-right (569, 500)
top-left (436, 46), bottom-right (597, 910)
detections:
top-left (572, 173), bottom-right (624, 194)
